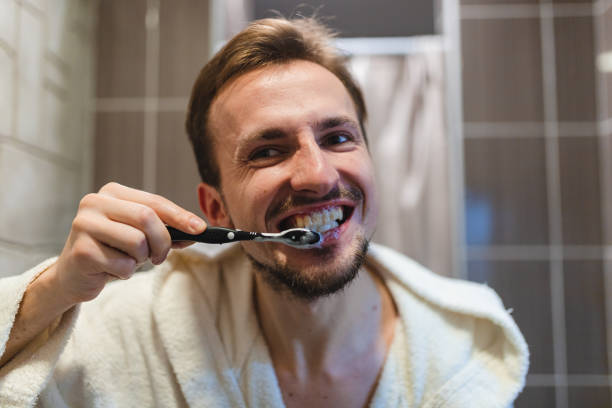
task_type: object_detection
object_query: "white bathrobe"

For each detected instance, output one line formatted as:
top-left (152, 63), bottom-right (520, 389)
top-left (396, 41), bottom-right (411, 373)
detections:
top-left (0, 243), bottom-right (528, 407)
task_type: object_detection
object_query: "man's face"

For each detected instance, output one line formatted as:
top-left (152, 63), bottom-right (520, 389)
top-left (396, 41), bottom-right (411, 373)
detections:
top-left (205, 60), bottom-right (378, 298)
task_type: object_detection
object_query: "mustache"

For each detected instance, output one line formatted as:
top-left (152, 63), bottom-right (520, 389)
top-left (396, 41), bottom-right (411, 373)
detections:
top-left (267, 185), bottom-right (363, 223)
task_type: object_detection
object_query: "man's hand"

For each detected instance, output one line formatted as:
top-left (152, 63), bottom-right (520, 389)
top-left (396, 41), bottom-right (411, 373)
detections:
top-left (0, 183), bottom-right (206, 367)
top-left (52, 182), bottom-right (207, 305)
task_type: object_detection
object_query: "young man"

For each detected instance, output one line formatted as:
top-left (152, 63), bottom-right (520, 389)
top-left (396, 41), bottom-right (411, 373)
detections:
top-left (0, 17), bottom-right (528, 407)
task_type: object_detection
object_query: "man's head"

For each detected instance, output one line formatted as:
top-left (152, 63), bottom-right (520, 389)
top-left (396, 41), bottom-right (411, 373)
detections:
top-left (186, 17), bottom-right (378, 301)
top-left (186, 17), bottom-right (367, 188)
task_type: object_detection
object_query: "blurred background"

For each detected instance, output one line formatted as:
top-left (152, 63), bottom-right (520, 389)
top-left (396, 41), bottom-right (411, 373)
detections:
top-left (0, 0), bottom-right (610, 406)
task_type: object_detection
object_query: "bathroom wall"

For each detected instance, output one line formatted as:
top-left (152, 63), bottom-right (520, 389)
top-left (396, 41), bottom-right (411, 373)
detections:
top-left (0, 0), bottom-right (96, 277)
top-left (93, 0), bottom-right (209, 215)
top-left (460, 1), bottom-right (611, 406)
top-left (68, 0), bottom-right (612, 405)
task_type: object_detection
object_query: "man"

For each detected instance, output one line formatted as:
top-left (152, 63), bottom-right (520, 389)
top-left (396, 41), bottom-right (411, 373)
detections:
top-left (0, 17), bottom-right (528, 407)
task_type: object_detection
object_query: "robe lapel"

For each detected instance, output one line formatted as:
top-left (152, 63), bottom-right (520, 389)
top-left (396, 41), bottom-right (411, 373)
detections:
top-left (152, 256), bottom-right (246, 408)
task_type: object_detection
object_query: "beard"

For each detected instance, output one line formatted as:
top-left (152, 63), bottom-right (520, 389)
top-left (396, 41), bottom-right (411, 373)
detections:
top-left (245, 236), bottom-right (370, 302)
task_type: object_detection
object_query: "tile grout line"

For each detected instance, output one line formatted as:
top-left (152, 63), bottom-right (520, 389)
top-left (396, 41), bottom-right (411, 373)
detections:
top-left (463, 121), bottom-right (599, 138)
top-left (461, 3), bottom-right (595, 20)
top-left (603, 137), bottom-right (612, 384)
top-left (464, 118), bottom-right (612, 136)
top-left (443, 0), bottom-right (467, 280)
top-left (526, 373), bottom-right (612, 387)
top-left (18, 0), bottom-right (44, 18)
top-left (597, 0), bottom-right (612, 16)
top-left (11, 1), bottom-right (20, 148)
top-left (0, 134), bottom-right (80, 171)
top-left (81, 15), bottom-right (96, 197)
top-left (0, 37), bottom-right (15, 57)
top-left (0, 237), bottom-right (62, 253)
top-left (467, 245), bottom-right (612, 261)
top-left (94, 97), bottom-right (189, 112)
top-left (592, 0), bottom-right (612, 384)
top-left (143, 0), bottom-right (160, 192)
top-left (540, 2), bottom-right (569, 407)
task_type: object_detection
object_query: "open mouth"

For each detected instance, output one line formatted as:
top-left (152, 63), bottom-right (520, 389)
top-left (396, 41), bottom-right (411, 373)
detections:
top-left (278, 205), bottom-right (353, 234)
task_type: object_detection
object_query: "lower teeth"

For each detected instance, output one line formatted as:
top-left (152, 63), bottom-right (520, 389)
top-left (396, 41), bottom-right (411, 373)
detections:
top-left (309, 220), bottom-right (339, 233)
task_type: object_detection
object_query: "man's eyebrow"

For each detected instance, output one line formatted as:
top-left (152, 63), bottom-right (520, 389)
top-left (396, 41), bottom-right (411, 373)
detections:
top-left (259, 128), bottom-right (287, 140)
top-left (239, 116), bottom-right (360, 146)
top-left (315, 116), bottom-right (360, 132)
top-left (238, 128), bottom-right (287, 146)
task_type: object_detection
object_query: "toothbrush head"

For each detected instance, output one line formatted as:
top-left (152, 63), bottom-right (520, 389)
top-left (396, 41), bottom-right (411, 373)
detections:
top-left (278, 228), bottom-right (322, 248)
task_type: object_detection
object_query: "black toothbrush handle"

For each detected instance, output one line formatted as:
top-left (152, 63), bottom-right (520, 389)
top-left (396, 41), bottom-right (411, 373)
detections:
top-left (166, 226), bottom-right (256, 244)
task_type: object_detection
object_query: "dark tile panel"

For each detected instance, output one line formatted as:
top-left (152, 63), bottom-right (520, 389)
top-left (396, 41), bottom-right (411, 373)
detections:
top-left (558, 137), bottom-right (602, 245)
top-left (605, 6), bottom-right (612, 53)
top-left (606, 73), bottom-right (612, 121)
top-left (94, 112), bottom-right (144, 190)
top-left (156, 112), bottom-right (202, 215)
top-left (464, 137), bottom-right (549, 245)
top-left (461, 18), bottom-right (544, 122)
top-left (468, 260), bottom-right (554, 373)
top-left (158, 0), bottom-right (210, 97)
top-left (604, 9), bottom-right (612, 119)
top-left (554, 17), bottom-right (597, 121)
top-left (96, 0), bottom-right (147, 97)
top-left (602, 135), bottom-right (612, 245)
top-left (568, 387), bottom-right (611, 408)
top-left (564, 260), bottom-right (608, 374)
top-left (461, 0), bottom-right (539, 4)
top-left (605, 8), bottom-right (612, 118)
top-left (514, 386), bottom-right (556, 408)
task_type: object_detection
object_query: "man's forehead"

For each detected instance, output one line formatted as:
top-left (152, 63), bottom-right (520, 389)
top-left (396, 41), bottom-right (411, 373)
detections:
top-left (208, 60), bottom-right (359, 144)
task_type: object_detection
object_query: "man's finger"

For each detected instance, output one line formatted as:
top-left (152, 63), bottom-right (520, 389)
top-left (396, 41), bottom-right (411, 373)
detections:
top-left (75, 212), bottom-right (151, 264)
top-left (98, 182), bottom-right (207, 234)
top-left (85, 194), bottom-right (172, 263)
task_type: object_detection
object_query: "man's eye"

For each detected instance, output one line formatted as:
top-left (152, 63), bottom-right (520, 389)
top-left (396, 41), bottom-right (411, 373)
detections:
top-left (249, 147), bottom-right (282, 161)
top-left (324, 133), bottom-right (351, 146)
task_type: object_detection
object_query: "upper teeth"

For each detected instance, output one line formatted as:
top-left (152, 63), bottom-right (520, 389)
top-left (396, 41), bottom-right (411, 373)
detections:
top-left (292, 206), bottom-right (344, 233)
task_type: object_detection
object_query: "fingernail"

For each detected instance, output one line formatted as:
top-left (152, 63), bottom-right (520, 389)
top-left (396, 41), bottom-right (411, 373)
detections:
top-left (154, 250), bottom-right (169, 265)
top-left (189, 217), bottom-right (205, 232)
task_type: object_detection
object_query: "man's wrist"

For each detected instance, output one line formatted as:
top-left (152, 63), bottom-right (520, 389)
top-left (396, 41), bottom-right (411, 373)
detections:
top-left (28, 263), bottom-right (78, 317)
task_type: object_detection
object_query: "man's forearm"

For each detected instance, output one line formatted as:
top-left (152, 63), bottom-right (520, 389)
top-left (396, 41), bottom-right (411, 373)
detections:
top-left (0, 264), bottom-right (76, 367)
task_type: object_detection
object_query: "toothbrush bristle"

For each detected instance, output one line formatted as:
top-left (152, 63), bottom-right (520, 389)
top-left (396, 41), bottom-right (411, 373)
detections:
top-left (280, 228), bottom-right (321, 247)
top-left (301, 230), bottom-right (321, 245)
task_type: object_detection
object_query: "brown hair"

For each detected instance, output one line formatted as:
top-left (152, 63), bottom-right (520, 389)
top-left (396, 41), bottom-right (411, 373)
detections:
top-left (185, 17), bottom-right (368, 188)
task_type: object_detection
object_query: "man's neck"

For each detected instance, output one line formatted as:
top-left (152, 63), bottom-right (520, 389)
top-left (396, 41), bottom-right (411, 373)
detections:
top-left (253, 266), bottom-right (398, 381)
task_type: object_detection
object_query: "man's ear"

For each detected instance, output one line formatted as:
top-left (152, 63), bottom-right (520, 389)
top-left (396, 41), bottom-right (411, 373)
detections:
top-left (197, 182), bottom-right (231, 227)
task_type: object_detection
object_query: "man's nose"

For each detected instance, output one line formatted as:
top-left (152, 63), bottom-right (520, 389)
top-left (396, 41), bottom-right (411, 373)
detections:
top-left (289, 140), bottom-right (339, 195)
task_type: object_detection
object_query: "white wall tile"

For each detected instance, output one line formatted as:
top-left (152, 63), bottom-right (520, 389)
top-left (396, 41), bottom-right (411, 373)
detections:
top-left (0, 49), bottom-right (13, 136)
top-left (44, 57), bottom-right (67, 91)
top-left (46, 0), bottom-right (69, 58)
top-left (22, 0), bottom-right (46, 14)
top-left (69, 0), bottom-right (95, 31)
top-left (0, 245), bottom-right (56, 278)
top-left (0, 144), bottom-right (79, 245)
top-left (0, 0), bottom-right (17, 50)
top-left (41, 88), bottom-right (81, 159)
top-left (15, 7), bottom-right (43, 147)
top-left (42, 25), bottom-right (90, 162)
top-left (0, 0), bottom-right (95, 277)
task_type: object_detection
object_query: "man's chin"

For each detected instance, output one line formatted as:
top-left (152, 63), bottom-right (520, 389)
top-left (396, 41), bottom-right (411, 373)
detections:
top-left (245, 236), bottom-right (370, 302)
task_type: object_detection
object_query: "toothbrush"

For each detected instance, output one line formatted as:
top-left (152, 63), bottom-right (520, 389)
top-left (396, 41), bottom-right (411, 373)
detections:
top-left (166, 226), bottom-right (322, 249)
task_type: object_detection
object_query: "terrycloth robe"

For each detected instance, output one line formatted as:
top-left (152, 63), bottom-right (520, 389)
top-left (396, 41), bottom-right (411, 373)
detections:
top-left (0, 243), bottom-right (529, 407)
